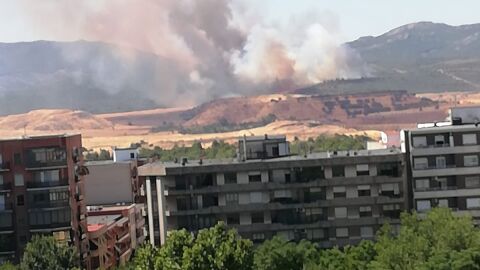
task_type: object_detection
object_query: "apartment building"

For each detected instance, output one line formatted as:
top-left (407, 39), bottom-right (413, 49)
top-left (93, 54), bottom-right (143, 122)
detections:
top-left (402, 107), bottom-right (480, 222)
top-left (87, 204), bottom-right (146, 269)
top-left (0, 134), bottom-right (89, 266)
top-left (139, 136), bottom-right (407, 247)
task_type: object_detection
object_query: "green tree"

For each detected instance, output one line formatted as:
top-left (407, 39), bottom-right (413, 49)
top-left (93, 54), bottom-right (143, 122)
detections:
top-left (155, 229), bottom-right (194, 269)
top-left (182, 223), bottom-right (254, 270)
top-left (132, 244), bottom-right (159, 270)
top-left (20, 235), bottom-right (79, 270)
top-left (254, 236), bottom-right (317, 270)
top-left (0, 262), bottom-right (17, 270)
top-left (370, 208), bottom-right (480, 270)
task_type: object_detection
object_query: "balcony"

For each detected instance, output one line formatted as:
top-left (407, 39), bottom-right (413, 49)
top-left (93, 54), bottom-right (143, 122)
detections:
top-left (0, 183), bottom-right (11, 191)
top-left (0, 203), bottom-right (13, 212)
top-left (0, 211), bottom-right (13, 229)
top-left (25, 148), bottom-right (67, 170)
top-left (0, 162), bottom-right (10, 172)
top-left (29, 200), bottom-right (70, 209)
top-left (29, 221), bottom-right (71, 231)
top-left (0, 234), bottom-right (15, 253)
top-left (27, 178), bottom-right (69, 189)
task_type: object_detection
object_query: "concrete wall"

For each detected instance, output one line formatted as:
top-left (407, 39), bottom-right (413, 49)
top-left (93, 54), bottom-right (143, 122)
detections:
top-left (85, 162), bottom-right (133, 205)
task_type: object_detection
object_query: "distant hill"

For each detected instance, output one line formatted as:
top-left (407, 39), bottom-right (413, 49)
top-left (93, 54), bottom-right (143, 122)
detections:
top-left (0, 40), bottom-right (158, 115)
top-left (300, 22), bottom-right (480, 95)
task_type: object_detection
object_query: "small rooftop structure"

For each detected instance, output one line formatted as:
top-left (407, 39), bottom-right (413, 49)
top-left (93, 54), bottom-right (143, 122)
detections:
top-left (113, 147), bottom-right (139, 162)
top-left (238, 134), bottom-right (290, 161)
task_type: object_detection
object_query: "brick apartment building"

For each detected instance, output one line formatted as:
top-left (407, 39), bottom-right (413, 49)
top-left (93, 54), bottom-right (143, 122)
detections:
top-left (139, 135), bottom-right (408, 247)
top-left (0, 134), bottom-right (89, 267)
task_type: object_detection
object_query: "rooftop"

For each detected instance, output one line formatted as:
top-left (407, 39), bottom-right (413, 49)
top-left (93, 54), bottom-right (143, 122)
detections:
top-left (139, 148), bottom-right (402, 175)
top-left (85, 160), bottom-right (133, 166)
top-left (0, 133), bottom-right (80, 143)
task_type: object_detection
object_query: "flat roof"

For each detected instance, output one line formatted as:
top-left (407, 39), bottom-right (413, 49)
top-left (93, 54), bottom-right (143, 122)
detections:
top-left (139, 148), bottom-right (403, 176)
top-left (85, 160), bottom-right (133, 166)
top-left (0, 133), bottom-right (80, 143)
top-left (87, 214), bottom-right (121, 226)
top-left (409, 123), bottom-right (480, 134)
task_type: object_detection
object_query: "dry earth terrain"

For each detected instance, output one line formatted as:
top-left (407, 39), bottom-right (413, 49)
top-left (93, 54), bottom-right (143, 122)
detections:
top-left (0, 91), bottom-right (478, 150)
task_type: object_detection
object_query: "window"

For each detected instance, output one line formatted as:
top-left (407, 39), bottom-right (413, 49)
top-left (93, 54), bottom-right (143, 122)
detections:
top-left (466, 198), bottom-right (480, 209)
top-left (334, 207), bottom-right (347, 218)
top-left (332, 166), bottom-right (345, 177)
top-left (380, 183), bottom-right (400, 197)
top-left (0, 175), bottom-right (3, 185)
top-left (415, 179), bottom-right (429, 190)
top-left (17, 195), bottom-right (24, 206)
top-left (226, 193), bottom-right (238, 204)
top-left (358, 185), bottom-right (371, 197)
top-left (436, 156), bottom-right (446, 169)
top-left (252, 233), bottom-right (265, 242)
top-left (130, 153), bottom-right (135, 159)
top-left (224, 173), bottom-right (237, 184)
top-left (416, 200), bottom-right (431, 212)
top-left (285, 173), bottom-right (291, 183)
top-left (438, 199), bottom-right (449, 208)
top-left (412, 136), bottom-right (427, 148)
top-left (333, 186), bottom-right (346, 198)
top-left (14, 153), bottom-right (22, 165)
top-left (307, 229), bottom-right (324, 240)
top-left (382, 204), bottom-right (401, 218)
top-left (14, 174), bottom-right (24, 186)
top-left (251, 212), bottom-right (264, 224)
top-left (463, 134), bottom-right (477, 145)
top-left (414, 158), bottom-right (428, 170)
top-left (248, 174), bottom-right (262, 183)
top-left (360, 226), bottom-right (374, 237)
top-left (226, 214), bottom-right (240, 225)
top-left (359, 206), bottom-right (372, 217)
top-left (336, 228), bottom-right (349, 238)
top-left (434, 135), bottom-right (445, 146)
top-left (34, 170), bottom-right (60, 183)
top-left (356, 164), bottom-right (370, 176)
top-left (464, 155), bottom-right (479, 167)
top-left (377, 162), bottom-right (399, 176)
top-left (0, 195), bottom-right (5, 211)
top-left (465, 176), bottom-right (480, 188)
top-left (250, 192), bottom-right (263, 203)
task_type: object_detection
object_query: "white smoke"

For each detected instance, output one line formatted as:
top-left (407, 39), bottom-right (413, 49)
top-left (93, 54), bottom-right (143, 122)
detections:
top-left (16, 0), bottom-right (367, 107)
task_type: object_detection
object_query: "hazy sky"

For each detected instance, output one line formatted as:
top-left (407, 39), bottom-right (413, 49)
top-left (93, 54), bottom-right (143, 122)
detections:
top-left (0, 0), bottom-right (479, 43)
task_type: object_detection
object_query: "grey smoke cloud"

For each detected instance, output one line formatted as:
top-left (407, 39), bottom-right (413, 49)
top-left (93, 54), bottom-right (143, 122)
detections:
top-left (17, 0), bottom-right (367, 107)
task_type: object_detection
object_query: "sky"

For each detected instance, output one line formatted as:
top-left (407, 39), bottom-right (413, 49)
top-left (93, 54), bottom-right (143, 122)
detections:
top-left (0, 0), bottom-right (479, 43)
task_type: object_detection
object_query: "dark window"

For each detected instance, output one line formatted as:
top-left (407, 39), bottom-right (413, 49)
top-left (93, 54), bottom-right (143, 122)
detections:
top-left (17, 195), bottom-right (24, 206)
top-left (272, 146), bottom-right (279, 157)
top-left (14, 153), bottom-right (22, 165)
top-left (358, 190), bottom-right (371, 197)
top-left (249, 174), bottom-right (262, 183)
top-left (130, 153), bottom-right (135, 159)
top-left (226, 214), bottom-right (240, 225)
top-left (251, 212), bottom-right (264, 224)
top-left (359, 206), bottom-right (372, 217)
top-left (333, 188), bottom-right (346, 198)
top-left (378, 162), bottom-right (400, 177)
top-left (332, 166), bottom-right (345, 177)
top-left (357, 170), bottom-right (370, 176)
top-left (285, 173), bottom-right (291, 183)
top-left (224, 173), bottom-right (237, 184)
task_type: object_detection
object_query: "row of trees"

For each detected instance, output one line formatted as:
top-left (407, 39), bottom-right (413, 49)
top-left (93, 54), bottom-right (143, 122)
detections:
top-left (83, 134), bottom-right (372, 162)
top-left (126, 208), bottom-right (480, 270)
top-left (2, 208), bottom-right (479, 269)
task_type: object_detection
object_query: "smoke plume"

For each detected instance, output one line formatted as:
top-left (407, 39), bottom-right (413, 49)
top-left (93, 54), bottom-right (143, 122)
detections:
top-left (17, 0), bottom-right (367, 107)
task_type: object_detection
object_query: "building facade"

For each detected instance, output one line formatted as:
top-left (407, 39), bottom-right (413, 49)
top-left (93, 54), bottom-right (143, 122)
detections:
top-left (87, 204), bottom-right (146, 269)
top-left (0, 134), bottom-right (89, 266)
top-left (402, 107), bottom-right (480, 223)
top-left (139, 137), bottom-right (407, 247)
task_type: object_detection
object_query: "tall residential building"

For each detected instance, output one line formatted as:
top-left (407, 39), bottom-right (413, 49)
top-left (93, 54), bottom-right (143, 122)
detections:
top-left (402, 106), bottom-right (480, 223)
top-left (0, 134), bottom-right (89, 266)
top-left (139, 136), bottom-right (407, 247)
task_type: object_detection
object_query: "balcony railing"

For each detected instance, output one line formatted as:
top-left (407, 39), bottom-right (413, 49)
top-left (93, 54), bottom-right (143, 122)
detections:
top-left (27, 178), bottom-right (69, 188)
top-left (0, 161), bottom-right (10, 171)
top-left (414, 143), bottom-right (451, 149)
top-left (0, 203), bottom-right (13, 212)
top-left (0, 212), bottom-right (13, 229)
top-left (25, 148), bottom-right (67, 169)
top-left (29, 200), bottom-right (70, 209)
top-left (29, 221), bottom-right (71, 230)
top-left (0, 182), bottom-right (11, 191)
top-left (414, 164), bottom-right (456, 170)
